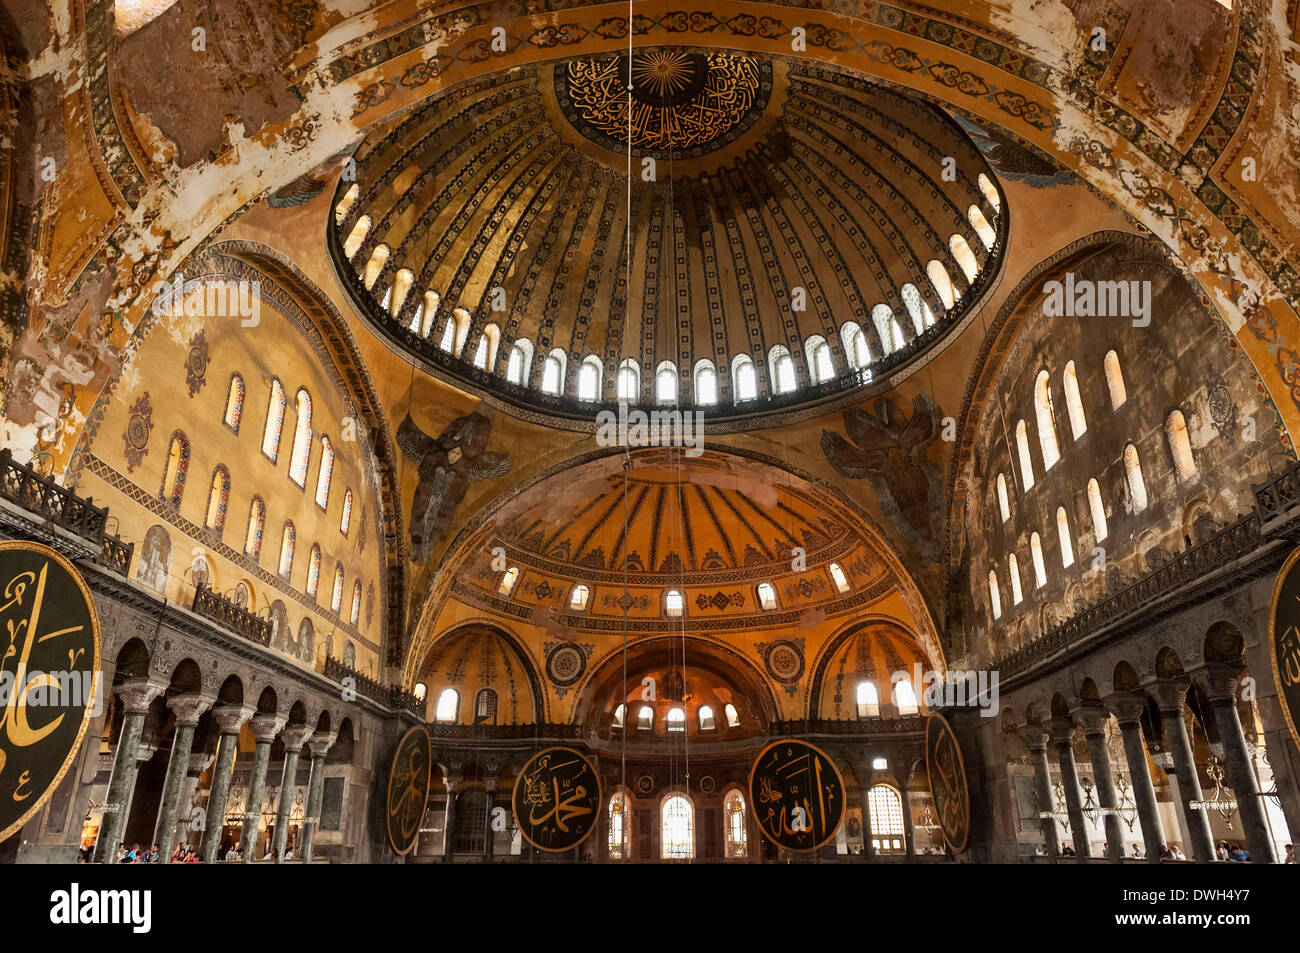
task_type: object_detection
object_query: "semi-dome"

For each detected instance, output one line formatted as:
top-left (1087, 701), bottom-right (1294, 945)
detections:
top-left (330, 48), bottom-right (1005, 423)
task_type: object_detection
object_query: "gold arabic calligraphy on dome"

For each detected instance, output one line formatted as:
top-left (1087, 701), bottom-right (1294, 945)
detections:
top-left (556, 48), bottom-right (771, 156)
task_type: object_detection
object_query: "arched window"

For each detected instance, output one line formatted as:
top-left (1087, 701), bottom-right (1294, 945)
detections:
top-left (1034, 371), bottom-right (1061, 470)
top-left (473, 324), bottom-right (500, 371)
top-left (841, 322), bottom-right (871, 369)
top-left (902, 283), bottom-right (933, 334)
top-left (340, 489), bottom-right (353, 536)
top-left (434, 688), bottom-right (459, 724)
top-left (204, 466), bottom-right (230, 535)
top-left (443, 308), bottom-right (470, 356)
top-left (1124, 443), bottom-right (1148, 514)
top-left (278, 522), bottom-right (296, 578)
top-left (856, 680), bottom-right (880, 718)
top-left (1088, 478), bottom-right (1107, 541)
top-left (413, 683), bottom-right (428, 702)
top-left (867, 784), bottom-right (906, 853)
top-left (438, 314), bottom-right (457, 354)
top-left (262, 379), bottom-right (286, 462)
top-left (731, 354), bottom-right (758, 402)
top-left (341, 215), bottom-right (370, 259)
top-left (768, 345), bottom-right (796, 394)
top-left (541, 351), bottom-right (564, 396)
top-left (306, 544), bottom-right (322, 599)
top-left (978, 173), bottom-right (1001, 214)
top-left (1104, 350), bottom-right (1126, 409)
top-left (968, 205), bottom-right (996, 249)
top-left (288, 388), bottom-right (313, 487)
top-left (612, 703), bottom-right (626, 729)
top-left (617, 358), bottom-right (641, 401)
top-left (756, 582), bottom-right (777, 610)
top-left (506, 339), bottom-right (533, 386)
top-left (1030, 532), bottom-right (1046, 589)
top-left (334, 183), bottom-right (359, 225)
top-left (1008, 553), bottom-right (1023, 605)
top-left (330, 563), bottom-right (345, 613)
top-left (1057, 507), bottom-right (1074, 568)
top-left (389, 268), bottom-right (413, 316)
top-left (828, 562), bottom-right (850, 593)
top-left (655, 361), bottom-right (678, 403)
top-left (608, 792), bottom-right (629, 859)
top-left (1166, 410), bottom-right (1196, 480)
top-left (637, 705), bottom-right (654, 730)
top-left (871, 303), bottom-right (899, 355)
top-left (577, 356), bottom-right (602, 402)
top-left (350, 580), bottom-right (362, 625)
top-left (569, 584), bottom-right (590, 611)
top-left (661, 795), bottom-right (694, 859)
top-left (996, 473), bottom-right (1010, 522)
top-left (1063, 361), bottom-right (1087, 439)
top-left (666, 707), bottom-right (686, 732)
top-left (409, 290), bottom-right (436, 336)
top-left (724, 703), bottom-right (740, 727)
top-left (698, 705), bottom-right (715, 730)
top-left (361, 244), bottom-right (389, 290)
top-left (892, 678), bottom-right (920, 715)
top-left (1015, 420), bottom-right (1035, 490)
top-left (315, 435), bottom-right (334, 509)
top-left (949, 234), bottom-right (979, 283)
top-left (988, 570), bottom-right (1002, 620)
top-left (927, 260), bottom-right (956, 309)
top-left (665, 589), bottom-right (684, 618)
top-left (244, 497), bottom-right (265, 559)
top-left (498, 566), bottom-right (519, 595)
top-left (693, 360), bottom-right (718, 405)
top-left (160, 432), bottom-right (189, 505)
top-left (475, 688), bottom-right (497, 724)
top-left (223, 374), bottom-right (244, 432)
top-left (724, 790), bottom-right (748, 857)
top-left (805, 336), bottom-right (833, 384)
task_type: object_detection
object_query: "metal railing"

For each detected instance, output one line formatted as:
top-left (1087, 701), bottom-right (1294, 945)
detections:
top-left (192, 584), bottom-right (272, 646)
top-left (323, 656), bottom-right (426, 715)
top-left (0, 448), bottom-right (109, 544)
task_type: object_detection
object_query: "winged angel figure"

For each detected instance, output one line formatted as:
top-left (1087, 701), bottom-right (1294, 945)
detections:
top-left (397, 411), bottom-right (512, 563)
top-left (820, 394), bottom-right (943, 565)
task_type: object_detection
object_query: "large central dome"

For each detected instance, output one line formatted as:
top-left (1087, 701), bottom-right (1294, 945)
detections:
top-left (330, 49), bottom-right (1005, 423)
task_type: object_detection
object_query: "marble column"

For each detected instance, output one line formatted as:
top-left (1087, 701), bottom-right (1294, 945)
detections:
top-left (1076, 708), bottom-right (1126, 863)
top-left (483, 779), bottom-right (498, 863)
top-left (443, 775), bottom-right (461, 860)
top-left (900, 777), bottom-right (917, 860)
top-left (299, 731), bottom-right (337, 864)
top-left (1201, 666), bottom-right (1277, 863)
top-left (1105, 693), bottom-right (1164, 863)
top-left (272, 724), bottom-right (312, 862)
top-left (200, 705), bottom-right (253, 863)
top-left (1048, 716), bottom-right (1091, 858)
top-left (95, 679), bottom-right (166, 863)
top-left (1152, 679), bottom-right (1215, 863)
top-left (1018, 726), bottom-right (1060, 857)
top-left (240, 714), bottom-right (285, 863)
top-left (154, 694), bottom-right (213, 863)
top-left (858, 767), bottom-right (875, 861)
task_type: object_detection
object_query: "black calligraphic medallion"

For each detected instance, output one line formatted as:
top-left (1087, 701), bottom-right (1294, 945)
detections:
top-left (925, 713), bottom-right (970, 853)
top-left (512, 746), bottom-right (601, 852)
top-left (1270, 546), bottom-right (1300, 753)
top-left (0, 541), bottom-right (101, 844)
top-left (385, 724), bottom-right (432, 855)
top-left (749, 739), bottom-right (844, 852)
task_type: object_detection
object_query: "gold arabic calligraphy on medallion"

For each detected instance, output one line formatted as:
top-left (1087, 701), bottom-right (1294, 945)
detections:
top-left (385, 724), bottom-right (432, 855)
top-left (749, 739), bottom-right (844, 852)
top-left (512, 746), bottom-right (601, 852)
top-left (1269, 546), bottom-right (1300, 753)
top-left (924, 713), bottom-right (970, 853)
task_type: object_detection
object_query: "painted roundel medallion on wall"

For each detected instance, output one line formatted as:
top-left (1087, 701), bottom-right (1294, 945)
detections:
top-left (749, 739), bottom-right (845, 852)
top-left (925, 713), bottom-right (971, 853)
top-left (0, 541), bottom-right (102, 844)
top-left (699, 776), bottom-right (716, 794)
top-left (763, 640), bottom-right (805, 684)
top-left (545, 643), bottom-right (586, 687)
top-left (385, 724), bottom-right (432, 856)
top-left (513, 747), bottom-right (602, 852)
top-left (636, 774), bottom-right (655, 796)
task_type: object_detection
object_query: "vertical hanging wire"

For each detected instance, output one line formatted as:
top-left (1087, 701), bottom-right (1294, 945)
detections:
top-left (617, 6), bottom-right (634, 858)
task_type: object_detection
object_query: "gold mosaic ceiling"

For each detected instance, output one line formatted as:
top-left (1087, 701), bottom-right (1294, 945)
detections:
top-left (332, 49), bottom-right (1004, 416)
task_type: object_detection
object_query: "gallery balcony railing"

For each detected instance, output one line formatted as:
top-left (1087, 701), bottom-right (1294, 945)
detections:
top-left (96, 533), bottom-right (134, 575)
top-left (771, 715), bottom-right (928, 735)
top-left (323, 657), bottom-right (426, 715)
top-left (192, 584), bottom-right (272, 646)
top-left (0, 448), bottom-right (109, 545)
top-left (424, 721), bottom-right (583, 740)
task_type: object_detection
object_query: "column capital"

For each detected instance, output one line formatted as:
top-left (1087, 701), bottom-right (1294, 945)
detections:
top-left (211, 704), bottom-right (255, 735)
top-left (1017, 724), bottom-right (1050, 751)
top-left (1148, 677), bottom-right (1189, 715)
top-left (306, 731), bottom-right (338, 758)
top-left (188, 750), bottom-right (215, 775)
top-left (484, 778), bottom-right (499, 795)
top-left (445, 774), bottom-right (463, 793)
top-left (166, 692), bottom-right (215, 727)
top-left (250, 713), bottom-right (287, 744)
top-left (1194, 664), bottom-right (1245, 706)
top-left (1072, 706), bottom-right (1110, 736)
top-left (1046, 715), bottom-right (1076, 746)
top-left (117, 677), bottom-right (169, 714)
top-left (280, 723), bottom-right (313, 753)
top-left (1103, 691), bottom-right (1147, 726)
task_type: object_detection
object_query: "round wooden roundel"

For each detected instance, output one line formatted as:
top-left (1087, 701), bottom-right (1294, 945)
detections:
top-left (512, 746), bottom-right (602, 852)
top-left (749, 739), bottom-right (845, 852)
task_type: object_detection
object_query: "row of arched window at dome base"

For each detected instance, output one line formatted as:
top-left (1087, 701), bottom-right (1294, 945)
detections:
top-left (333, 175), bottom-right (1002, 414)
